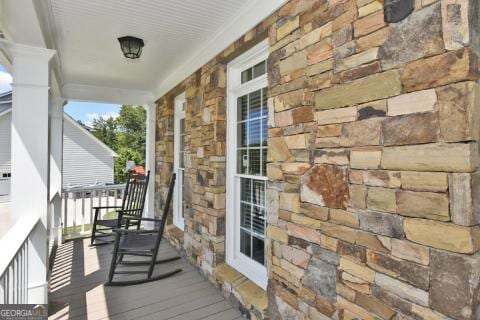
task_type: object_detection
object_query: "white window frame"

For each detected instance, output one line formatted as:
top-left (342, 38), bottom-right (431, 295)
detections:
top-left (226, 39), bottom-right (269, 290)
top-left (173, 92), bottom-right (186, 230)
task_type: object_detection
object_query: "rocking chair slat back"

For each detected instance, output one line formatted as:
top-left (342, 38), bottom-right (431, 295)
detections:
top-left (122, 171), bottom-right (150, 218)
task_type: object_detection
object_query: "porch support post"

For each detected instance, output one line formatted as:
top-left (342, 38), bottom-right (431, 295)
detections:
top-left (145, 102), bottom-right (157, 221)
top-left (49, 97), bottom-right (65, 247)
top-left (9, 43), bottom-right (55, 304)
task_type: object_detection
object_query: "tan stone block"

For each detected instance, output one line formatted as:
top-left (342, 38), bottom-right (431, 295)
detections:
top-left (358, 1), bottom-right (383, 17)
top-left (306, 59), bottom-right (333, 76)
top-left (391, 239), bottom-right (430, 265)
top-left (277, 16), bottom-right (300, 40)
top-left (321, 222), bottom-right (358, 244)
top-left (375, 273), bottom-right (429, 306)
top-left (267, 163), bottom-right (284, 180)
top-left (339, 118), bottom-right (383, 147)
top-left (287, 222), bottom-right (322, 244)
top-left (315, 70), bottom-right (402, 110)
top-left (314, 148), bottom-right (349, 165)
top-left (279, 51), bottom-right (307, 77)
top-left (332, 9), bottom-right (358, 32)
top-left (401, 171), bottom-right (448, 192)
top-left (275, 110), bottom-right (293, 127)
top-left (367, 187), bottom-right (396, 213)
top-left (280, 259), bottom-right (305, 279)
top-left (299, 22), bottom-right (332, 49)
top-left (335, 47), bottom-right (379, 73)
top-left (307, 38), bottom-right (333, 65)
top-left (350, 147), bottom-right (382, 169)
top-left (330, 209), bottom-right (360, 228)
top-left (267, 225), bottom-right (288, 243)
top-left (356, 27), bottom-right (390, 51)
top-left (387, 89), bottom-right (437, 116)
top-left (274, 89), bottom-right (308, 112)
top-left (214, 264), bottom-right (244, 284)
top-left (363, 170), bottom-right (401, 188)
top-left (449, 173), bottom-right (476, 226)
top-left (281, 162), bottom-right (311, 175)
top-left (315, 107), bottom-right (357, 125)
top-left (396, 190), bottom-right (449, 221)
top-left (300, 203), bottom-right (329, 221)
top-left (321, 234), bottom-right (339, 251)
top-left (349, 170), bottom-right (364, 184)
top-left (235, 280), bottom-right (268, 312)
top-left (290, 247), bottom-right (311, 268)
top-left (284, 134), bottom-right (308, 149)
top-left (280, 192), bottom-right (300, 212)
top-left (291, 213), bottom-right (323, 229)
top-left (354, 10), bottom-right (386, 37)
top-left (355, 292), bottom-right (396, 320)
top-left (349, 185), bottom-right (367, 209)
top-left (411, 305), bottom-right (452, 320)
top-left (268, 137), bottom-right (293, 162)
top-left (342, 272), bottom-right (371, 294)
top-left (404, 218), bottom-right (480, 253)
top-left (356, 231), bottom-right (390, 252)
top-left (441, 0), bottom-right (471, 50)
top-left (381, 143), bottom-right (478, 172)
top-left (340, 258), bottom-right (375, 282)
top-left (402, 48), bottom-right (479, 92)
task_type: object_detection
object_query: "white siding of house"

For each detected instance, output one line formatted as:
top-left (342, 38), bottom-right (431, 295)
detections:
top-left (63, 119), bottom-right (115, 188)
top-left (0, 112), bottom-right (11, 174)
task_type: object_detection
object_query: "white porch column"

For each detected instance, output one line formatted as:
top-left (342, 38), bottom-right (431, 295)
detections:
top-left (49, 97), bottom-right (65, 247)
top-left (10, 43), bottom-right (55, 304)
top-left (144, 102), bottom-right (157, 220)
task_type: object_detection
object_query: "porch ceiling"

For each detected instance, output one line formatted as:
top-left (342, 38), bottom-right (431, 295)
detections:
top-left (0, 0), bottom-right (288, 104)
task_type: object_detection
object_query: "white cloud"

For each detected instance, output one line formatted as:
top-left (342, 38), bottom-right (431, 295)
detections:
top-left (85, 111), bottom-right (119, 126)
top-left (0, 71), bottom-right (12, 93)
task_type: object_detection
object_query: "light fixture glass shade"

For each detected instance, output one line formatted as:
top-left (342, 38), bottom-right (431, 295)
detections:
top-left (118, 36), bottom-right (144, 59)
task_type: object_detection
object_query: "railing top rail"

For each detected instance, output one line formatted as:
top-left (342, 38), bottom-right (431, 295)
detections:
top-left (0, 216), bottom-right (39, 277)
top-left (62, 183), bottom-right (126, 193)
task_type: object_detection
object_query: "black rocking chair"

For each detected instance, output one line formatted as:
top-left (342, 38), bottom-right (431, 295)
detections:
top-left (90, 171), bottom-right (150, 246)
top-left (106, 173), bottom-right (182, 286)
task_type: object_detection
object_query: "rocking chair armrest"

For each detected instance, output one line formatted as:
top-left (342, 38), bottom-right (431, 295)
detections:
top-left (113, 228), bottom-right (157, 235)
top-left (92, 206), bottom-right (122, 210)
top-left (124, 216), bottom-right (162, 223)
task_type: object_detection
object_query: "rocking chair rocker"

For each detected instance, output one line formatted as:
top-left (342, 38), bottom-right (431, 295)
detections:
top-left (90, 171), bottom-right (150, 246)
top-left (106, 173), bottom-right (182, 286)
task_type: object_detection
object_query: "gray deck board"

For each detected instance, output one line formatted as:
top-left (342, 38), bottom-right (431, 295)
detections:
top-left (48, 238), bottom-right (243, 320)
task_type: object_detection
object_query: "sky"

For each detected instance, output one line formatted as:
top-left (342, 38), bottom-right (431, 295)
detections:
top-left (0, 64), bottom-right (120, 126)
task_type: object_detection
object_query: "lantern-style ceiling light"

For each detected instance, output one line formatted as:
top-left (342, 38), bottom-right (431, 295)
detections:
top-left (118, 36), bottom-right (144, 59)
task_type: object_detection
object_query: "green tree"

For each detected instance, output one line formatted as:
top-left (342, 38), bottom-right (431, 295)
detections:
top-left (91, 105), bottom-right (146, 183)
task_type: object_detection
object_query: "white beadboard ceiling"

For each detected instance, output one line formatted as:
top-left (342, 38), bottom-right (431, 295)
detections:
top-left (45, 0), bottom-right (285, 100)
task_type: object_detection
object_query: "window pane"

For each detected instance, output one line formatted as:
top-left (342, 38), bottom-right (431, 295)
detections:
top-left (241, 178), bottom-right (251, 203)
top-left (248, 119), bottom-right (261, 147)
top-left (261, 117), bottom-right (268, 147)
top-left (249, 149), bottom-right (261, 176)
top-left (241, 68), bottom-right (252, 84)
top-left (252, 236), bottom-right (265, 265)
top-left (241, 203), bottom-right (252, 229)
top-left (252, 180), bottom-right (265, 207)
top-left (237, 122), bottom-right (248, 147)
top-left (261, 148), bottom-right (267, 176)
top-left (261, 88), bottom-right (268, 117)
top-left (253, 61), bottom-right (266, 78)
top-left (249, 90), bottom-right (262, 119)
top-left (240, 230), bottom-right (251, 258)
top-left (252, 206), bottom-right (265, 235)
top-left (181, 170), bottom-right (185, 218)
top-left (237, 149), bottom-right (248, 174)
top-left (237, 95), bottom-right (248, 121)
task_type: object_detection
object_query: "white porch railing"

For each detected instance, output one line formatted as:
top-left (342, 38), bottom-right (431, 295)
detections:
top-left (0, 216), bottom-right (39, 304)
top-left (62, 184), bottom-right (125, 239)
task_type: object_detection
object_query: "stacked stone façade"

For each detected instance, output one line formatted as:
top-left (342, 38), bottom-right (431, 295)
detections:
top-left (155, 0), bottom-right (480, 319)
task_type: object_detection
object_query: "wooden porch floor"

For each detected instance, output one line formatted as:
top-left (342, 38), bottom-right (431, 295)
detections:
top-left (48, 238), bottom-right (243, 320)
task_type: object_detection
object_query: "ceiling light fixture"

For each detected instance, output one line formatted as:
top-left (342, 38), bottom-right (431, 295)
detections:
top-left (118, 36), bottom-right (144, 59)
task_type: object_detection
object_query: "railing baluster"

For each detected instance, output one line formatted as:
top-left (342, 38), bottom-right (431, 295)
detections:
top-left (81, 191), bottom-right (85, 234)
top-left (63, 192), bottom-right (68, 236)
top-left (90, 190), bottom-right (94, 232)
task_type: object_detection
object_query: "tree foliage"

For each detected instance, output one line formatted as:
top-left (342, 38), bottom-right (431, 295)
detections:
top-left (91, 105), bottom-right (146, 183)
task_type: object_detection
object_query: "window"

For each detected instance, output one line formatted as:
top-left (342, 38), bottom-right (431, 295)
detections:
top-left (226, 39), bottom-right (269, 289)
top-left (173, 93), bottom-right (186, 230)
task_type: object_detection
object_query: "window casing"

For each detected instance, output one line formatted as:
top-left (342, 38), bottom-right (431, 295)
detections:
top-left (173, 93), bottom-right (186, 230)
top-left (226, 39), bottom-right (269, 289)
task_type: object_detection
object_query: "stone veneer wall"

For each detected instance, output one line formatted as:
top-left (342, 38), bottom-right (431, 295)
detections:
top-left (155, 0), bottom-right (480, 319)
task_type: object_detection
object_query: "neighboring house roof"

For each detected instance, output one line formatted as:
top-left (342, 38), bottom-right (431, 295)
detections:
top-left (0, 91), bottom-right (118, 158)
